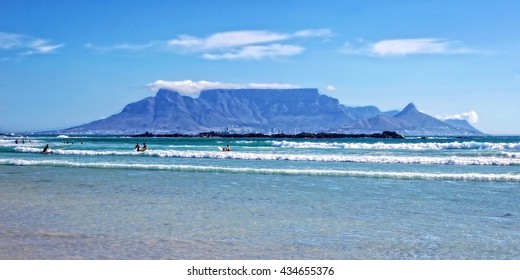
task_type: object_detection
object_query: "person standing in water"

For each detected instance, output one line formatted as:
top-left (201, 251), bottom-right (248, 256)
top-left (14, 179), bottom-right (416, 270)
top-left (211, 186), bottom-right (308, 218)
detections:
top-left (135, 143), bottom-right (141, 151)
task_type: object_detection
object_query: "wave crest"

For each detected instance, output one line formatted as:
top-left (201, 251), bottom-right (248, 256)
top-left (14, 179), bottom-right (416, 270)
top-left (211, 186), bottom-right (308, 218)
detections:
top-left (13, 147), bottom-right (520, 166)
top-left (271, 140), bottom-right (520, 150)
top-left (1, 158), bottom-right (519, 182)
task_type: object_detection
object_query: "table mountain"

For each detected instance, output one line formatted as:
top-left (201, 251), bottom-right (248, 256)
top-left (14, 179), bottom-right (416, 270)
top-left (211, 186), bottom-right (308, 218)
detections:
top-left (59, 88), bottom-right (483, 135)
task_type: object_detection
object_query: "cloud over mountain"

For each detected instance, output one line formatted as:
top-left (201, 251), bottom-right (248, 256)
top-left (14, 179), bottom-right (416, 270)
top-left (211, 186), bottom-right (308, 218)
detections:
top-left (326, 85), bottom-right (336, 92)
top-left (146, 80), bottom-right (301, 95)
top-left (439, 111), bottom-right (480, 123)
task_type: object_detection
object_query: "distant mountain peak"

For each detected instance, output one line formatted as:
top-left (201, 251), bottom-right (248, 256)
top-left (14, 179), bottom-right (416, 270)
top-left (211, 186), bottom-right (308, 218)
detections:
top-left (402, 102), bottom-right (418, 112)
top-left (394, 102), bottom-right (421, 119)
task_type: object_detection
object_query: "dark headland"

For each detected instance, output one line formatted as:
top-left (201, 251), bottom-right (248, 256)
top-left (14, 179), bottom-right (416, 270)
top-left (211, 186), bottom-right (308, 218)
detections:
top-left (133, 130), bottom-right (405, 139)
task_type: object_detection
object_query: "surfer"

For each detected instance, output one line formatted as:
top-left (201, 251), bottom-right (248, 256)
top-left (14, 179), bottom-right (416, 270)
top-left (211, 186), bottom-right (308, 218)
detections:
top-left (223, 144), bottom-right (231, 152)
top-left (42, 144), bottom-right (51, 154)
top-left (135, 143), bottom-right (147, 152)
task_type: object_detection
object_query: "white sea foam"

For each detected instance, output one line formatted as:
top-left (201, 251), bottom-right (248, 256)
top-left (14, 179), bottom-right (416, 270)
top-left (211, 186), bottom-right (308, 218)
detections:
top-left (13, 146), bottom-right (520, 166)
top-left (499, 152), bottom-right (520, 158)
top-left (1, 158), bottom-right (519, 182)
top-left (271, 140), bottom-right (520, 151)
top-left (14, 146), bottom-right (136, 156)
top-left (147, 149), bottom-right (520, 166)
top-left (233, 140), bottom-right (255, 144)
top-left (0, 140), bottom-right (40, 147)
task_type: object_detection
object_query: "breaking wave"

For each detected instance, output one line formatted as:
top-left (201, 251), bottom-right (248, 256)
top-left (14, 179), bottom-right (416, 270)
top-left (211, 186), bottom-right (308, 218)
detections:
top-left (15, 146), bottom-right (135, 156)
top-left (1, 158), bottom-right (519, 182)
top-left (271, 140), bottom-right (520, 151)
top-left (13, 146), bottom-right (520, 166)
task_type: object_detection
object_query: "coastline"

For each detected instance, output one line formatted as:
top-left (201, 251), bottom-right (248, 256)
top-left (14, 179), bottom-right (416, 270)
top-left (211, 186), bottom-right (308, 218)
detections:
top-left (132, 130), bottom-right (405, 139)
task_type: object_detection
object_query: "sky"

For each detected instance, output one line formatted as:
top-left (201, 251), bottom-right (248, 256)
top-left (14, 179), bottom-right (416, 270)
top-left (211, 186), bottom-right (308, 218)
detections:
top-left (1, 0), bottom-right (519, 135)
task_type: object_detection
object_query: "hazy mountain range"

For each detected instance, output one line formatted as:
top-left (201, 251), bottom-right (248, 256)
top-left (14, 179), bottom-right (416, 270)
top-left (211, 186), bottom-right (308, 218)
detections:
top-left (59, 88), bottom-right (483, 136)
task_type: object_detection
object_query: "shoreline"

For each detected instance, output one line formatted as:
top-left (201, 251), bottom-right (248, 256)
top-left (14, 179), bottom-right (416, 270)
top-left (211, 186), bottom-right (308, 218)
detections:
top-left (132, 130), bottom-right (405, 139)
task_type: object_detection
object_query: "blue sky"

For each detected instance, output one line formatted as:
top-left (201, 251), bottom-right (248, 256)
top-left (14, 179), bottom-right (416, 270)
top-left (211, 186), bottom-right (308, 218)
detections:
top-left (1, 0), bottom-right (519, 134)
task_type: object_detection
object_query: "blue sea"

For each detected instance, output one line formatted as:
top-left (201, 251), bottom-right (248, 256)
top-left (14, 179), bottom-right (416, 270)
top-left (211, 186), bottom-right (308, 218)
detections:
top-left (1, 135), bottom-right (519, 259)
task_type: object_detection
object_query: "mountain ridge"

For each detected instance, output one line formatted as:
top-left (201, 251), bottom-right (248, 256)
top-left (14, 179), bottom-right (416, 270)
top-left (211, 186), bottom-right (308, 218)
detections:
top-left (59, 88), bottom-right (483, 136)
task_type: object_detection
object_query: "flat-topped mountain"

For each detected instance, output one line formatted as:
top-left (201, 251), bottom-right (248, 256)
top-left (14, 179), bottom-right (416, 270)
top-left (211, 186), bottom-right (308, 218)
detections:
top-left (59, 88), bottom-right (483, 136)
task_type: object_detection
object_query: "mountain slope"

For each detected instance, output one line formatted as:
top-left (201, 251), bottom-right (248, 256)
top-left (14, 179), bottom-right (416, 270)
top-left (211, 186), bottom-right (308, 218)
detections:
top-left (64, 88), bottom-right (351, 134)
top-left (339, 103), bottom-right (483, 135)
top-left (444, 119), bottom-right (483, 134)
top-left (59, 89), bottom-right (484, 135)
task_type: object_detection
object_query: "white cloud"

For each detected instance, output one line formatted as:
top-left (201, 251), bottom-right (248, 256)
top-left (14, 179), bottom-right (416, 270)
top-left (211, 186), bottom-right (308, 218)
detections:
top-left (147, 80), bottom-right (301, 95)
top-left (168, 30), bottom-right (289, 50)
top-left (168, 29), bottom-right (331, 50)
top-left (439, 111), bottom-right (480, 123)
top-left (341, 38), bottom-right (479, 57)
top-left (0, 32), bottom-right (23, 49)
top-left (22, 39), bottom-right (64, 55)
top-left (325, 85), bottom-right (336, 92)
top-left (294, 29), bottom-right (334, 38)
top-left (166, 35), bottom-right (203, 49)
top-left (202, 44), bottom-right (304, 60)
top-left (372, 38), bottom-right (448, 56)
top-left (0, 32), bottom-right (63, 56)
top-left (85, 42), bottom-right (156, 52)
top-left (84, 28), bottom-right (332, 60)
top-left (167, 29), bottom-right (331, 60)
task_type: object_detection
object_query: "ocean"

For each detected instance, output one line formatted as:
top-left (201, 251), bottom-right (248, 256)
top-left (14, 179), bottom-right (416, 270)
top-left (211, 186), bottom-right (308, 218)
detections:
top-left (0, 135), bottom-right (519, 259)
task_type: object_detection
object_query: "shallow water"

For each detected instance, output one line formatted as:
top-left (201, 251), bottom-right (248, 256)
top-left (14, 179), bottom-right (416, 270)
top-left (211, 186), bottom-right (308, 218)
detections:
top-left (1, 135), bottom-right (519, 259)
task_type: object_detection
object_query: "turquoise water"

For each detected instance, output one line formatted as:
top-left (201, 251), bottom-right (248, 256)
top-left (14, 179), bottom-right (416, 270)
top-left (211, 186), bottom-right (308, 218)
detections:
top-left (1, 135), bottom-right (519, 259)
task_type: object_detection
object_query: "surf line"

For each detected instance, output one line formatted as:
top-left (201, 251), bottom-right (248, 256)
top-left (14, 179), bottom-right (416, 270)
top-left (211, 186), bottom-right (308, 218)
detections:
top-left (1, 158), bottom-right (520, 182)
top-left (12, 147), bottom-right (520, 166)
